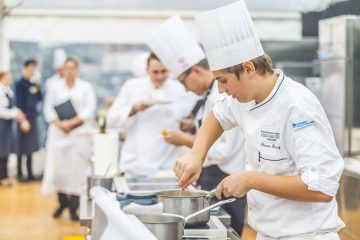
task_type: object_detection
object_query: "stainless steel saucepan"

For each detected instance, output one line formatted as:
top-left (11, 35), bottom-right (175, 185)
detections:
top-left (157, 189), bottom-right (220, 227)
top-left (136, 197), bottom-right (235, 240)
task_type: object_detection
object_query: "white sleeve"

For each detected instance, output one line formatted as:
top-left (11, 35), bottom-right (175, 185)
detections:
top-left (43, 87), bottom-right (58, 123)
top-left (106, 83), bottom-right (134, 128)
top-left (212, 96), bottom-right (238, 131)
top-left (287, 105), bottom-right (344, 197)
top-left (0, 107), bottom-right (17, 120)
top-left (78, 84), bottom-right (97, 122)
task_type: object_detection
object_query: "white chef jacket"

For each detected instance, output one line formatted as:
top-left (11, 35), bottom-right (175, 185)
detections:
top-left (196, 81), bottom-right (245, 174)
top-left (213, 70), bottom-right (345, 238)
top-left (42, 79), bottom-right (96, 195)
top-left (45, 73), bottom-right (63, 93)
top-left (0, 83), bottom-right (17, 120)
top-left (107, 77), bottom-right (195, 177)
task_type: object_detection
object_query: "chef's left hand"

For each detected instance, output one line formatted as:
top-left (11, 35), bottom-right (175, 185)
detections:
top-left (215, 171), bottom-right (252, 199)
top-left (163, 130), bottom-right (189, 146)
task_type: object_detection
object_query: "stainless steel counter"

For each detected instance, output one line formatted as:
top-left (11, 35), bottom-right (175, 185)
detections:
top-left (337, 158), bottom-right (360, 240)
top-left (80, 183), bottom-right (239, 239)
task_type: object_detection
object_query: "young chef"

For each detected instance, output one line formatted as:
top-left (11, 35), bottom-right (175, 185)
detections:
top-left (147, 15), bottom-right (246, 234)
top-left (173, 1), bottom-right (345, 239)
top-left (107, 53), bottom-right (194, 177)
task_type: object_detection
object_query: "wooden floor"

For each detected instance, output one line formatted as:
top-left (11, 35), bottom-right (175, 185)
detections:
top-left (0, 180), bottom-right (257, 240)
top-left (0, 180), bottom-right (85, 240)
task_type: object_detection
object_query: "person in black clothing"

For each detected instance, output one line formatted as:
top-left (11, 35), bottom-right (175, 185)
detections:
top-left (15, 59), bottom-right (42, 182)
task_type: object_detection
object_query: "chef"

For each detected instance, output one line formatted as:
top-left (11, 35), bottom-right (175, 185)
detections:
top-left (174, 1), bottom-right (345, 239)
top-left (42, 57), bottom-right (96, 221)
top-left (15, 59), bottom-right (42, 182)
top-left (0, 71), bottom-right (26, 186)
top-left (147, 15), bottom-right (246, 234)
top-left (45, 48), bottom-right (67, 92)
top-left (107, 53), bottom-right (194, 177)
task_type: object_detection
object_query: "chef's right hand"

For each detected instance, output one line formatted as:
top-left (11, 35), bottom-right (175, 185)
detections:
top-left (55, 120), bottom-right (71, 134)
top-left (173, 154), bottom-right (203, 189)
top-left (129, 102), bottom-right (151, 116)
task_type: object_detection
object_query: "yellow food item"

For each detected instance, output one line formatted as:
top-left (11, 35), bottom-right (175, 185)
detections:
top-left (161, 129), bottom-right (168, 136)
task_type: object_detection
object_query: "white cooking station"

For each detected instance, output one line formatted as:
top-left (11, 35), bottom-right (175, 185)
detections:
top-left (80, 176), bottom-right (241, 240)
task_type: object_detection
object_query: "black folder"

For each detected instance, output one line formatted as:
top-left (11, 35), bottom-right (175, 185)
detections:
top-left (54, 100), bottom-right (77, 120)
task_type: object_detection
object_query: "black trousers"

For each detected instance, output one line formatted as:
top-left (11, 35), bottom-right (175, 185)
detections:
top-left (0, 156), bottom-right (9, 180)
top-left (17, 154), bottom-right (33, 178)
top-left (197, 165), bottom-right (247, 235)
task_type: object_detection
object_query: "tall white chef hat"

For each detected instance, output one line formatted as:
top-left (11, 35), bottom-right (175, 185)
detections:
top-left (53, 48), bottom-right (67, 69)
top-left (195, 0), bottom-right (264, 71)
top-left (147, 15), bottom-right (206, 77)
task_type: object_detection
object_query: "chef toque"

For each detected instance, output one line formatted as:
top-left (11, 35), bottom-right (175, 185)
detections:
top-left (147, 15), bottom-right (206, 77)
top-left (53, 48), bottom-right (67, 69)
top-left (194, 0), bottom-right (264, 71)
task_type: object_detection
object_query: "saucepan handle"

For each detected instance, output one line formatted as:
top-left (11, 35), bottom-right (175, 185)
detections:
top-left (205, 189), bottom-right (234, 201)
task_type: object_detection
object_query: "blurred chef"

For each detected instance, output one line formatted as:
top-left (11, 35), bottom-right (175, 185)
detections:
top-left (15, 59), bottom-right (42, 182)
top-left (174, 1), bottom-right (345, 239)
top-left (45, 48), bottom-right (67, 92)
top-left (147, 15), bottom-right (246, 234)
top-left (42, 57), bottom-right (96, 221)
top-left (107, 53), bottom-right (192, 177)
top-left (0, 71), bottom-right (26, 186)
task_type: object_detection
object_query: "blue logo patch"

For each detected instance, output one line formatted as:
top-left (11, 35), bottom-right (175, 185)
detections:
top-left (292, 120), bottom-right (314, 129)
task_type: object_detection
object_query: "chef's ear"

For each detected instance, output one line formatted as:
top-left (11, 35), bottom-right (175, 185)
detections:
top-left (242, 61), bottom-right (256, 76)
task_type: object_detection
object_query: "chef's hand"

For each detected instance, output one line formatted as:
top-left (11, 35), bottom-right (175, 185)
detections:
top-left (173, 154), bottom-right (203, 189)
top-left (54, 120), bottom-right (72, 133)
top-left (163, 130), bottom-right (189, 146)
top-left (179, 117), bottom-right (195, 133)
top-left (129, 102), bottom-right (151, 116)
top-left (19, 120), bottom-right (31, 133)
top-left (215, 172), bottom-right (252, 199)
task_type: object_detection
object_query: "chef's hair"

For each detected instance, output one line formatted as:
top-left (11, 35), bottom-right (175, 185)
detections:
top-left (179, 58), bottom-right (210, 77)
top-left (221, 54), bottom-right (273, 78)
top-left (24, 59), bottom-right (37, 68)
top-left (65, 57), bottom-right (80, 68)
top-left (194, 58), bottom-right (210, 71)
top-left (147, 52), bottom-right (160, 67)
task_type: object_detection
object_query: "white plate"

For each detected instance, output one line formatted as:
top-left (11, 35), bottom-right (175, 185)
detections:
top-left (144, 99), bottom-right (172, 105)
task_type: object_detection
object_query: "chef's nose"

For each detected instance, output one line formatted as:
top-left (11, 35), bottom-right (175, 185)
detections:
top-left (218, 82), bottom-right (227, 93)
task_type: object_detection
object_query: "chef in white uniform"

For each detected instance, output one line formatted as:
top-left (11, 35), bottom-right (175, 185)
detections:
top-left (42, 57), bottom-right (96, 221)
top-left (174, 1), bottom-right (345, 239)
top-left (147, 15), bottom-right (246, 234)
top-left (107, 53), bottom-right (194, 177)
